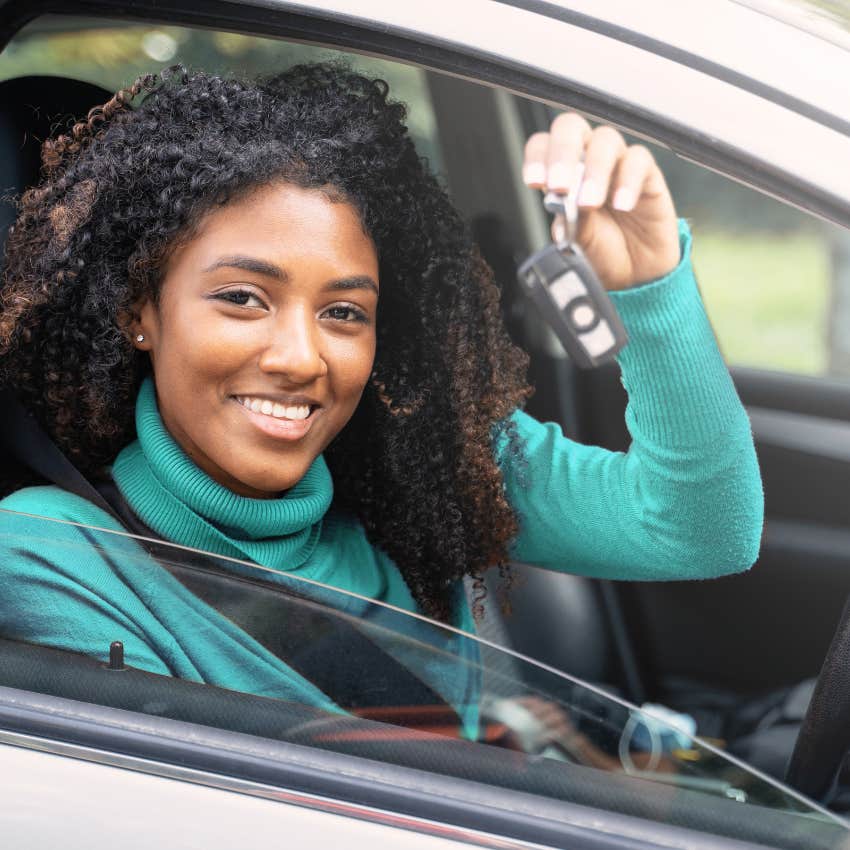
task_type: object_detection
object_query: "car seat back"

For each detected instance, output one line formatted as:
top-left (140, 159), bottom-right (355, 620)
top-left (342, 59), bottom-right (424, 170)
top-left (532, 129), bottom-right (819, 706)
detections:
top-left (0, 75), bottom-right (113, 258)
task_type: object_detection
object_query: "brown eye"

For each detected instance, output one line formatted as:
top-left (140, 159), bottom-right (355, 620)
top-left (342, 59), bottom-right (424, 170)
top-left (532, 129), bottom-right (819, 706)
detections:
top-left (322, 304), bottom-right (368, 323)
top-left (214, 289), bottom-right (267, 309)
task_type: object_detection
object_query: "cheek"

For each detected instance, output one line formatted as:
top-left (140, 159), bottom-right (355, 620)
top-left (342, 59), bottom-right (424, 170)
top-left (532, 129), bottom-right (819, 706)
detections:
top-left (157, 309), bottom-right (253, 384)
top-left (330, 332), bottom-right (376, 403)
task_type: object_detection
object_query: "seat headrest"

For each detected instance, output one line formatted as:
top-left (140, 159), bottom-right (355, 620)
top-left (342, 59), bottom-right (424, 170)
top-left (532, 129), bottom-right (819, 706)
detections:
top-left (0, 75), bottom-right (113, 255)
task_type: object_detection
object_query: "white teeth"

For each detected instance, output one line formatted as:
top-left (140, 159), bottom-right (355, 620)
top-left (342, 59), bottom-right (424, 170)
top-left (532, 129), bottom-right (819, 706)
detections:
top-left (284, 405), bottom-right (310, 420)
top-left (239, 397), bottom-right (311, 420)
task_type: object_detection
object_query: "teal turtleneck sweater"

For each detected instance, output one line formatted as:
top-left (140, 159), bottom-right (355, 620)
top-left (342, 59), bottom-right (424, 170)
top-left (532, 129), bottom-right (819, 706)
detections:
top-left (0, 221), bottom-right (763, 730)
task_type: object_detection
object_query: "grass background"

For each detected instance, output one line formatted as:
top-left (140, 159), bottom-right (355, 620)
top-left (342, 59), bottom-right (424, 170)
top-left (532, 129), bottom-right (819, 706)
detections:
top-left (692, 230), bottom-right (831, 376)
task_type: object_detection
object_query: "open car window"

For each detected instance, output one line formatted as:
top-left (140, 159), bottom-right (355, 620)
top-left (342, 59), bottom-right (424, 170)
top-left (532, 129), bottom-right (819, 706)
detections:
top-left (0, 509), bottom-right (847, 849)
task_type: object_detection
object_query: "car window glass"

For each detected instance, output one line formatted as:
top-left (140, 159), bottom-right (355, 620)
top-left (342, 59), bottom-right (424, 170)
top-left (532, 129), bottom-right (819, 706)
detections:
top-left (0, 510), bottom-right (847, 849)
top-left (655, 146), bottom-right (850, 380)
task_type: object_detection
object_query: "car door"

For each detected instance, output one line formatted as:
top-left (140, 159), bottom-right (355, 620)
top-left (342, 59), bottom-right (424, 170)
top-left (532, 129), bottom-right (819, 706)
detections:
top-left (2, 509), bottom-right (848, 850)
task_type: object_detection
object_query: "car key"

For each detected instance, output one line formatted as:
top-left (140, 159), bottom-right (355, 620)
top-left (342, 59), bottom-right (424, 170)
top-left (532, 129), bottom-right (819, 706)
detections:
top-left (517, 167), bottom-right (628, 368)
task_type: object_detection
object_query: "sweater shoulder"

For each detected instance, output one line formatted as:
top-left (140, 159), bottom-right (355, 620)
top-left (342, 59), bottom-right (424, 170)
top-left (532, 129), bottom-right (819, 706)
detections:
top-left (0, 485), bottom-right (125, 533)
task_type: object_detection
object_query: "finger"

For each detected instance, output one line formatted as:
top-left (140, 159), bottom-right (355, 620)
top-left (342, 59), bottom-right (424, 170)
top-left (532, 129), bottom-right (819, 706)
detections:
top-left (522, 132), bottom-right (550, 188)
top-left (610, 144), bottom-right (657, 212)
top-left (545, 112), bottom-right (592, 193)
top-left (578, 125), bottom-right (627, 209)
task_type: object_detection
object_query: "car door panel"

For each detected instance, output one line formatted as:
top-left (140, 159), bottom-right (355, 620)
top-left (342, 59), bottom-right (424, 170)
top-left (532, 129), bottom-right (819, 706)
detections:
top-left (612, 369), bottom-right (850, 697)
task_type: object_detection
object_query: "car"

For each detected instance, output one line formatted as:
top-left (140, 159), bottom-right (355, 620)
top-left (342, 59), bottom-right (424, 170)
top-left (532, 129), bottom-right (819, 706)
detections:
top-left (1, 1), bottom-right (850, 848)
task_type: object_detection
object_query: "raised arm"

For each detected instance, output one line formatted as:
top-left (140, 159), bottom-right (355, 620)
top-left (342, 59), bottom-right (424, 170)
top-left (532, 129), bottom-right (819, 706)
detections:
top-left (504, 116), bottom-right (763, 579)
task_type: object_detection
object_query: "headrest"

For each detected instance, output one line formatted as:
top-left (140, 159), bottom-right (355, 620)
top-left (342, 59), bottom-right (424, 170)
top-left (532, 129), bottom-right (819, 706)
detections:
top-left (0, 75), bottom-right (112, 255)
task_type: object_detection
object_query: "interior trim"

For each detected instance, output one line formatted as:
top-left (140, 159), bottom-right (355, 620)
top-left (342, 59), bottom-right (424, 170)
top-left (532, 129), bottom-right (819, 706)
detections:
top-left (749, 406), bottom-right (850, 462)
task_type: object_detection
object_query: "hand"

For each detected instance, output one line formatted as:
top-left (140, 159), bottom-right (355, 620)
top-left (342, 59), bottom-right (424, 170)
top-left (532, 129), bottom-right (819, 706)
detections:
top-left (523, 114), bottom-right (680, 290)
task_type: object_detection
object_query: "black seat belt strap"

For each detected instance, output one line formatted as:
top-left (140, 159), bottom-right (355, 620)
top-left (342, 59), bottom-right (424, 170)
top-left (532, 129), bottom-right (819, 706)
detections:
top-left (0, 389), bottom-right (119, 520)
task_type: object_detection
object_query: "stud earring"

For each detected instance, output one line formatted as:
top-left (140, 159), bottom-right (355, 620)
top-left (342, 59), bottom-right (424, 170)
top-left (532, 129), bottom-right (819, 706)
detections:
top-left (136, 334), bottom-right (145, 343)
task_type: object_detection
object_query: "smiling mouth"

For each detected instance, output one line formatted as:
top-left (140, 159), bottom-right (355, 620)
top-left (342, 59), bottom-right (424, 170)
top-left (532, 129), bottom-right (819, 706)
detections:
top-left (235, 396), bottom-right (316, 421)
top-left (233, 395), bottom-right (321, 442)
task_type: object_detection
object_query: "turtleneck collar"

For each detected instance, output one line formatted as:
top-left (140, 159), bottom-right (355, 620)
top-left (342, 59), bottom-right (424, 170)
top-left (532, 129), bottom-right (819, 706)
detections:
top-left (111, 376), bottom-right (334, 570)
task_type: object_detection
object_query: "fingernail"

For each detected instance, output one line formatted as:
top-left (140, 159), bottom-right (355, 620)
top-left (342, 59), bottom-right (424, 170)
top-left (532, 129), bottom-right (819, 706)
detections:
top-left (578, 178), bottom-right (604, 207)
top-left (522, 163), bottom-right (546, 186)
top-left (613, 187), bottom-right (636, 211)
top-left (547, 163), bottom-right (570, 190)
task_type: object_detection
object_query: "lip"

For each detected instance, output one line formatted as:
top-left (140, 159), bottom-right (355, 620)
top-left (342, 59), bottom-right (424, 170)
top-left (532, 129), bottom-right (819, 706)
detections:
top-left (233, 397), bottom-right (320, 442)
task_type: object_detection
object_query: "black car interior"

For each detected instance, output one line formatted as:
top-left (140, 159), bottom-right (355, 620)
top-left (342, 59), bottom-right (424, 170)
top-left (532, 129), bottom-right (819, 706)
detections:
top-left (2, 14), bottom-right (850, 842)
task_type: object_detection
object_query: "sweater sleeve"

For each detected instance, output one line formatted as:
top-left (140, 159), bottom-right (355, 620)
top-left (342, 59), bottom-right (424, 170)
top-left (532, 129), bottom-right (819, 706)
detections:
top-left (500, 220), bottom-right (763, 580)
top-left (0, 487), bottom-right (175, 673)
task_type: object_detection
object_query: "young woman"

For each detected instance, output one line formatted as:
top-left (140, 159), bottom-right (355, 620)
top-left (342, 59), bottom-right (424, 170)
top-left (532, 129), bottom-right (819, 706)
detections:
top-left (0, 64), bottom-right (762, 718)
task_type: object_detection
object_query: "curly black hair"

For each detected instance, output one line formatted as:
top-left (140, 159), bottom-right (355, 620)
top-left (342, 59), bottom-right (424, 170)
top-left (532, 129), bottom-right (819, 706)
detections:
top-left (0, 63), bottom-right (531, 621)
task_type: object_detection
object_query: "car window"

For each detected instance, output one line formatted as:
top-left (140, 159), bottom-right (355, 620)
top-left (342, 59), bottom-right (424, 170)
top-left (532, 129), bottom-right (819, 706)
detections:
top-left (655, 146), bottom-right (850, 380)
top-left (7, 15), bottom-right (848, 383)
top-left (1, 509), bottom-right (847, 849)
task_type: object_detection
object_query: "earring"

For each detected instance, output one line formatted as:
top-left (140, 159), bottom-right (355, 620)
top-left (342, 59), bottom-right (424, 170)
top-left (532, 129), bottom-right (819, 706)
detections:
top-left (135, 334), bottom-right (145, 343)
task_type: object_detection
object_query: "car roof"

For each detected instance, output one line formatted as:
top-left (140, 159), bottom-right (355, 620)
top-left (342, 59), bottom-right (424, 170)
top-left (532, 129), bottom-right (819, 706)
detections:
top-left (504, 0), bottom-right (850, 127)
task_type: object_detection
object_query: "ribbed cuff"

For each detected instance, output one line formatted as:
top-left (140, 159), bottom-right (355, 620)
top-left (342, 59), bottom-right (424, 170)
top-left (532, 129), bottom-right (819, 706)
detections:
top-left (608, 220), bottom-right (746, 446)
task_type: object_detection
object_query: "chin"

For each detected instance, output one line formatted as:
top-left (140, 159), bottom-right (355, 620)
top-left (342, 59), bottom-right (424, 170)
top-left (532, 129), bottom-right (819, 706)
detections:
top-left (234, 465), bottom-right (313, 497)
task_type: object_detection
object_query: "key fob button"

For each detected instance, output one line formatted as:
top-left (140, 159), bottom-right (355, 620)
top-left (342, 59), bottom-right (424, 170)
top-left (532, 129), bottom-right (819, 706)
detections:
top-left (549, 270), bottom-right (588, 310)
top-left (571, 302), bottom-right (597, 331)
top-left (580, 320), bottom-right (617, 357)
top-left (516, 241), bottom-right (628, 369)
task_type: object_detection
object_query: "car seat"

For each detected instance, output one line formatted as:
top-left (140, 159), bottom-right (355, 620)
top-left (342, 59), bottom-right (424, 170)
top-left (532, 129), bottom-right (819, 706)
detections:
top-left (0, 75), bottom-right (114, 258)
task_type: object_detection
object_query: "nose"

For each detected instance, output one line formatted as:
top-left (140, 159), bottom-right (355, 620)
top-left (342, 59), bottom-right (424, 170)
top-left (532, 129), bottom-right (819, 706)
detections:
top-left (257, 305), bottom-right (328, 384)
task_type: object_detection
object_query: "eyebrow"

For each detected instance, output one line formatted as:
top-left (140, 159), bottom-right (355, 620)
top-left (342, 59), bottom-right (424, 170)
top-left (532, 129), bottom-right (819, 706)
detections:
top-left (325, 276), bottom-right (379, 296)
top-left (203, 255), bottom-right (287, 280)
top-left (203, 255), bottom-right (377, 295)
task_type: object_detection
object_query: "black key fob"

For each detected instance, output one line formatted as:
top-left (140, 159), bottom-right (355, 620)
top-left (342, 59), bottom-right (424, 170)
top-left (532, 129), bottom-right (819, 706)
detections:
top-left (517, 242), bottom-right (628, 369)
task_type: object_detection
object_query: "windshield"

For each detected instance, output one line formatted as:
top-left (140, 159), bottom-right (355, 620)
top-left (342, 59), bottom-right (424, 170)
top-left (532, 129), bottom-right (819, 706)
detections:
top-left (0, 510), bottom-right (847, 848)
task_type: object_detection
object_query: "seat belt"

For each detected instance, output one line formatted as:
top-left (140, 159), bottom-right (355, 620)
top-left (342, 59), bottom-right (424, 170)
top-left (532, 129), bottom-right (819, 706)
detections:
top-left (0, 389), bottom-right (460, 726)
top-left (0, 389), bottom-right (118, 518)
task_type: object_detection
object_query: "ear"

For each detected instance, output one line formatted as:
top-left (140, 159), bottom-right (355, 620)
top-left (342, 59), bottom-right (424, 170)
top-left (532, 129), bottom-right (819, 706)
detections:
top-left (121, 297), bottom-right (157, 352)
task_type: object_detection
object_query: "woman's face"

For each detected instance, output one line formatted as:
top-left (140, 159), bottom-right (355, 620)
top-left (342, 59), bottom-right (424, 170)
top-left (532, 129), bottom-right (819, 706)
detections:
top-left (134, 182), bottom-right (379, 498)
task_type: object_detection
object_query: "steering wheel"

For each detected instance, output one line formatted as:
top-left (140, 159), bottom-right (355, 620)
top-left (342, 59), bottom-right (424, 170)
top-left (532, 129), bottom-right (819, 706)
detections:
top-left (786, 596), bottom-right (850, 802)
